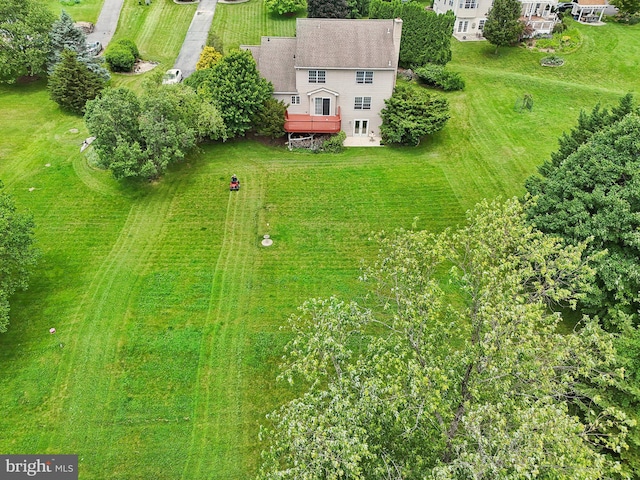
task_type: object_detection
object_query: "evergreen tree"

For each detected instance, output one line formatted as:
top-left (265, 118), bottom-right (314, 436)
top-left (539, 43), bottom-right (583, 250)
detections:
top-left (49, 49), bottom-right (106, 114)
top-left (48, 10), bottom-right (110, 80)
top-left (483, 0), bottom-right (525, 53)
top-left (370, 0), bottom-right (455, 67)
top-left (380, 84), bottom-right (450, 146)
top-left (307, 0), bottom-right (349, 18)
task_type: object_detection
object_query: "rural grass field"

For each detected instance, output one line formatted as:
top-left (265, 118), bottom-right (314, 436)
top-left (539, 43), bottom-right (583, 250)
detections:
top-left (0, 1), bottom-right (639, 476)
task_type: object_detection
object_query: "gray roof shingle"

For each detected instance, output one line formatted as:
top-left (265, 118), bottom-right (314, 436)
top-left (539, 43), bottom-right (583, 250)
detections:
top-left (295, 18), bottom-right (398, 69)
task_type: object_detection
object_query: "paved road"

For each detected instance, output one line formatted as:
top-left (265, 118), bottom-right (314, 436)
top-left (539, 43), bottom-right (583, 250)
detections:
top-left (173, 0), bottom-right (218, 78)
top-left (86, 0), bottom-right (125, 50)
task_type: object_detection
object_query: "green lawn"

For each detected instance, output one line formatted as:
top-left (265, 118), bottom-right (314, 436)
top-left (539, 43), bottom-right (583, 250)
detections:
top-left (0, 14), bottom-right (639, 480)
top-left (45, 0), bottom-right (105, 24)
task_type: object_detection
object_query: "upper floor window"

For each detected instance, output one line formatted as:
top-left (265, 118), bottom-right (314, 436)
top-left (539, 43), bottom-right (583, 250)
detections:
top-left (309, 70), bottom-right (326, 83)
top-left (291, 95), bottom-right (300, 105)
top-left (354, 96), bottom-right (372, 110)
top-left (356, 71), bottom-right (374, 84)
top-left (460, 0), bottom-right (477, 7)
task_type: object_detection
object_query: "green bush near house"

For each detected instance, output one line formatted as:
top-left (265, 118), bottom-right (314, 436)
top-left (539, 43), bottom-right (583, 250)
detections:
top-left (414, 63), bottom-right (465, 91)
top-left (104, 39), bottom-right (139, 72)
top-left (321, 131), bottom-right (346, 152)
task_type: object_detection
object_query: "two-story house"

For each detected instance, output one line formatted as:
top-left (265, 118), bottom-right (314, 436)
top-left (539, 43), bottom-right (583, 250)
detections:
top-left (433, 0), bottom-right (558, 40)
top-left (243, 18), bottom-right (402, 142)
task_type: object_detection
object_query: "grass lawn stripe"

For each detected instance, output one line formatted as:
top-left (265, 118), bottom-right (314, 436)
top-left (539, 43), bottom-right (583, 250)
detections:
top-left (182, 166), bottom-right (266, 478)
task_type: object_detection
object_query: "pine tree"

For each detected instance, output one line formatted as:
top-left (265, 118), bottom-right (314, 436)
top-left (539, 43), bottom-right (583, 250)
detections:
top-left (49, 49), bottom-right (105, 114)
top-left (48, 10), bottom-right (110, 80)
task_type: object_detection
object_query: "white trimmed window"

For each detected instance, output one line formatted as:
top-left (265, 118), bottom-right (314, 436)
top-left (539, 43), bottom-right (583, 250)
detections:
top-left (356, 71), bottom-right (374, 84)
top-left (457, 20), bottom-right (469, 33)
top-left (478, 19), bottom-right (486, 30)
top-left (354, 96), bottom-right (372, 110)
top-left (291, 95), bottom-right (300, 105)
top-left (309, 70), bottom-right (326, 83)
top-left (460, 0), bottom-right (477, 8)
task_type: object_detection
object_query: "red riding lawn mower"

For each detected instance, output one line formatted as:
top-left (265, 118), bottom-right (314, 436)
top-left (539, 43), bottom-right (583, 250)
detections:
top-left (230, 175), bottom-right (240, 191)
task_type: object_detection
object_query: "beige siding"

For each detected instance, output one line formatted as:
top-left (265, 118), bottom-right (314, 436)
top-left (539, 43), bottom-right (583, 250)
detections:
top-left (294, 68), bottom-right (396, 136)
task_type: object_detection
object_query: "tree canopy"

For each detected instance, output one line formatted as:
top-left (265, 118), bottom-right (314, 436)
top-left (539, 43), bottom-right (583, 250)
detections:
top-left (482, 0), bottom-right (525, 53)
top-left (49, 49), bottom-right (106, 114)
top-left (524, 95), bottom-right (640, 476)
top-left (610, 0), bottom-right (640, 16)
top-left (525, 103), bottom-right (640, 328)
top-left (307, 0), bottom-right (350, 18)
top-left (48, 10), bottom-right (110, 80)
top-left (185, 50), bottom-right (272, 138)
top-left (85, 86), bottom-right (225, 179)
top-left (0, 182), bottom-right (38, 333)
top-left (0, 0), bottom-right (56, 82)
top-left (258, 198), bottom-right (628, 479)
top-left (379, 84), bottom-right (450, 146)
top-left (264, 0), bottom-right (307, 15)
top-left (370, 0), bottom-right (455, 67)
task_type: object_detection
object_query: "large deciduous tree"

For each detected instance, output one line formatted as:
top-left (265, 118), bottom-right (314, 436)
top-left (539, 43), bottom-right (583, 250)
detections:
top-left (185, 50), bottom-right (272, 138)
top-left (482, 0), bottom-right (525, 53)
top-left (380, 84), bottom-right (450, 146)
top-left (49, 50), bottom-right (106, 114)
top-left (0, 0), bottom-right (55, 83)
top-left (85, 86), bottom-right (225, 180)
top-left (258, 198), bottom-right (628, 479)
top-left (0, 182), bottom-right (38, 333)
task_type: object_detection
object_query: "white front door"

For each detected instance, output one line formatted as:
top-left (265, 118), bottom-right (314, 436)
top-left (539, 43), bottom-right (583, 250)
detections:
top-left (354, 119), bottom-right (369, 136)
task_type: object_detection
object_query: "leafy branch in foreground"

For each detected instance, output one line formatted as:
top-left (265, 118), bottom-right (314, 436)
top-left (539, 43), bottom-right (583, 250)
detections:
top-left (257, 198), bottom-right (630, 479)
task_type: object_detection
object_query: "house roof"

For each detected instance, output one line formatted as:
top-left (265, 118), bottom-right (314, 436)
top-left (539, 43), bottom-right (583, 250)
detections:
top-left (245, 38), bottom-right (297, 93)
top-left (242, 19), bottom-right (402, 95)
top-left (295, 18), bottom-right (399, 69)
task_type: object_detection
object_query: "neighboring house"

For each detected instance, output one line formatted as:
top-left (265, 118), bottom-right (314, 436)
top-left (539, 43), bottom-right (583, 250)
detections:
top-left (433, 0), bottom-right (558, 40)
top-left (242, 18), bottom-right (402, 140)
top-left (571, 0), bottom-right (608, 22)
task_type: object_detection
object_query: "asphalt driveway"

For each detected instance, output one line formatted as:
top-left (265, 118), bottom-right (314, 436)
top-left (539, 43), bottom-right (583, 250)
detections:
top-left (86, 0), bottom-right (125, 49)
top-left (173, 0), bottom-right (218, 78)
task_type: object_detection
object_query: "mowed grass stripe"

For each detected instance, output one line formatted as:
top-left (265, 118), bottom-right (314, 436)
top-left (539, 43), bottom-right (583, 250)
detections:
top-left (37, 179), bottom-right (184, 456)
top-left (212, 0), bottom-right (298, 51)
top-left (181, 166), bottom-right (265, 478)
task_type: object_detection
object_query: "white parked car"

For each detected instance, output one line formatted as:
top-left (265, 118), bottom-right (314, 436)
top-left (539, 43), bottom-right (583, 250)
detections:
top-left (86, 41), bottom-right (102, 56)
top-left (162, 69), bottom-right (183, 85)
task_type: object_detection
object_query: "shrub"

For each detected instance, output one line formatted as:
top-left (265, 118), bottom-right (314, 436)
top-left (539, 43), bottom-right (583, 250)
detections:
top-left (104, 39), bottom-right (139, 72)
top-left (414, 64), bottom-right (465, 91)
top-left (206, 32), bottom-right (224, 54)
top-left (116, 39), bottom-right (139, 59)
top-left (254, 97), bottom-right (286, 139)
top-left (380, 84), bottom-right (450, 146)
top-left (321, 131), bottom-right (346, 153)
top-left (196, 46), bottom-right (222, 70)
top-left (104, 44), bottom-right (135, 72)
